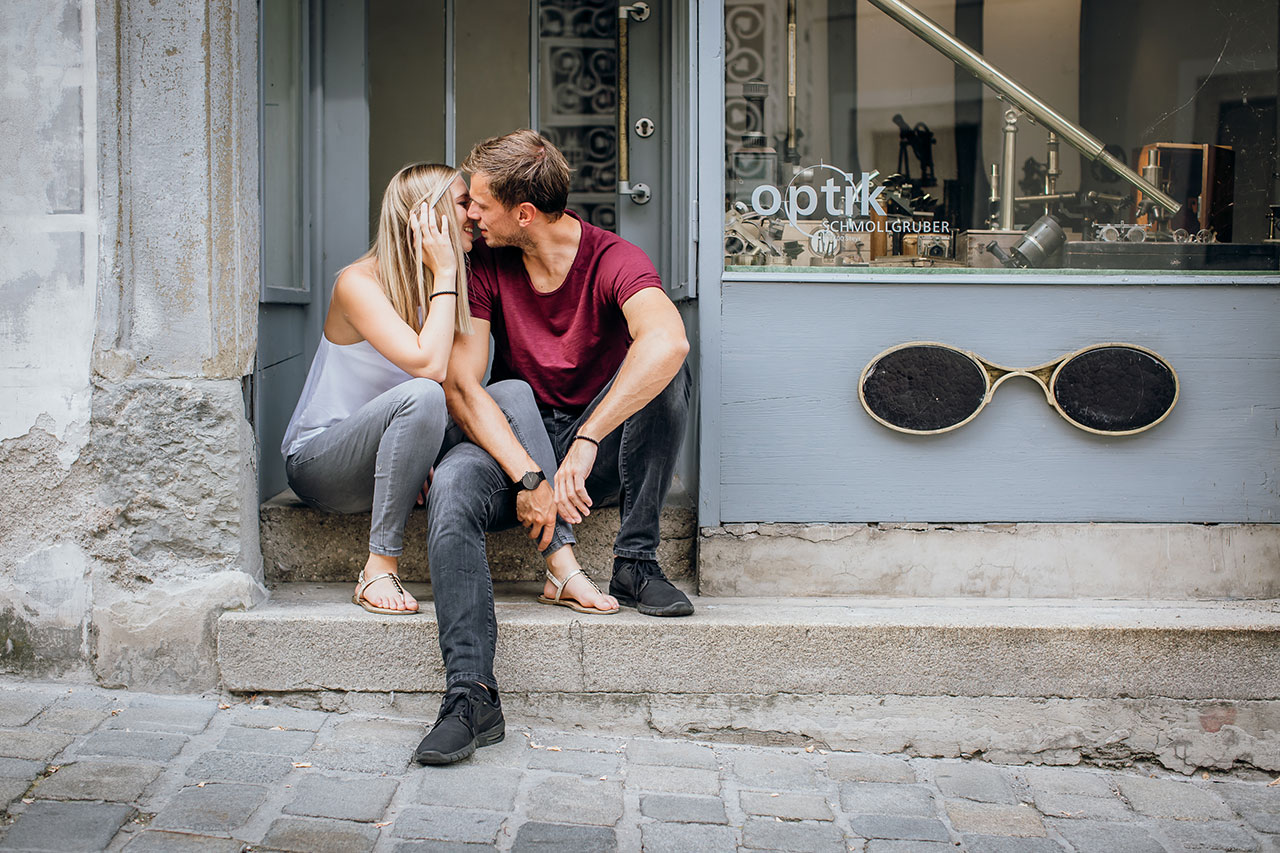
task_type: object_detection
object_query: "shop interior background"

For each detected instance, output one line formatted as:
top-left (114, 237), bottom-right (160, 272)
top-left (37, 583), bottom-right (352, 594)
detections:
top-left (722, 0), bottom-right (1279, 269)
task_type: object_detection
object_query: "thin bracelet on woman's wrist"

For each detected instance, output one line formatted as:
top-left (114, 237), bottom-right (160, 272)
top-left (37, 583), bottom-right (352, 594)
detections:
top-left (572, 434), bottom-right (600, 448)
top-left (429, 290), bottom-right (458, 300)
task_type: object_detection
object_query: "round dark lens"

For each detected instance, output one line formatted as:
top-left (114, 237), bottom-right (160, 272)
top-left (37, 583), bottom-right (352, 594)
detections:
top-left (862, 346), bottom-right (988, 432)
top-left (1053, 347), bottom-right (1177, 433)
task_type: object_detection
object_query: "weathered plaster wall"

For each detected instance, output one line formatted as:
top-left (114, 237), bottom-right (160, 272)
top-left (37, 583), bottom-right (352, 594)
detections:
top-left (0, 1), bottom-right (95, 457)
top-left (1, 0), bottom-right (99, 679)
top-left (0, 0), bottom-right (265, 690)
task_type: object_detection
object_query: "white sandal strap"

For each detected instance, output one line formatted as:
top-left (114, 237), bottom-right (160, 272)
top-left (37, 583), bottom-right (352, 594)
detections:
top-left (357, 572), bottom-right (404, 599)
top-left (546, 569), bottom-right (583, 603)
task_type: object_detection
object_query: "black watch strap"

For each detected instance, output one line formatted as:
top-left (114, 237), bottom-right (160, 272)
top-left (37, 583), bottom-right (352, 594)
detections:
top-left (516, 470), bottom-right (546, 491)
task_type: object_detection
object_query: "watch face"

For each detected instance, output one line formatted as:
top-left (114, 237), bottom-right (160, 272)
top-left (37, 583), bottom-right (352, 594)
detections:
top-left (521, 471), bottom-right (543, 490)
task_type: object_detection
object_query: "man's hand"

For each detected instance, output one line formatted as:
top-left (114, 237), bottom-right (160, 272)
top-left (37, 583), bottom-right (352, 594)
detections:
top-left (554, 438), bottom-right (597, 523)
top-left (515, 481), bottom-right (557, 550)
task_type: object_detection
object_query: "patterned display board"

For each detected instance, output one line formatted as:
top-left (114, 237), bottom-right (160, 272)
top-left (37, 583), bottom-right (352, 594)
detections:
top-left (537, 0), bottom-right (618, 231)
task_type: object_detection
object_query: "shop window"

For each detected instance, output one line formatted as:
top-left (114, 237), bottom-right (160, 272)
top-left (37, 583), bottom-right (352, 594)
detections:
top-left (723, 0), bottom-right (1279, 274)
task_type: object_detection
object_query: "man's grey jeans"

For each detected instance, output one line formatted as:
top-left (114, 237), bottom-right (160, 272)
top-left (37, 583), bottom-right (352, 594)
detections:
top-left (427, 365), bottom-right (691, 691)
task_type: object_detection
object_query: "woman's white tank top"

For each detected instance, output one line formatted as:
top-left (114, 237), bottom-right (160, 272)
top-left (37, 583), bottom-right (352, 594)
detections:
top-left (281, 336), bottom-right (413, 458)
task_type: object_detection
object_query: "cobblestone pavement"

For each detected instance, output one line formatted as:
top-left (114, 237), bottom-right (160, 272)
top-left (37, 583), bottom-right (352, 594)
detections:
top-left (0, 678), bottom-right (1276, 852)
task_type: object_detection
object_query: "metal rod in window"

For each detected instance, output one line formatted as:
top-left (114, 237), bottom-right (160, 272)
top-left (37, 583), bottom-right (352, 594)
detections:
top-left (863, 0), bottom-right (1181, 216)
top-left (786, 0), bottom-right (798, 164)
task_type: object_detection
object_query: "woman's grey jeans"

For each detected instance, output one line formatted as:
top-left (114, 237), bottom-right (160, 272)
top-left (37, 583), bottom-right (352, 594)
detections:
top-left (285, 377), bottom-right (448, 557)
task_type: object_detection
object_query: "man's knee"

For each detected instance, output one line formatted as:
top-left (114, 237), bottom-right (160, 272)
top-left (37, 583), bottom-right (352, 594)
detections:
top-left (641, 362), bottom-right (692, 425)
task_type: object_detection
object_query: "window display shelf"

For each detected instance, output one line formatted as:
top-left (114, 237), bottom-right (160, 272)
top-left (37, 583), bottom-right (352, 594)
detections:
top-left (724, 266), bottom-right (1280, 285)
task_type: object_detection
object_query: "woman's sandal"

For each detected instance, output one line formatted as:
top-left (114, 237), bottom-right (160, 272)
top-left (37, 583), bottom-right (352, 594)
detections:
top-left (352, 570), bottom-right (420, 615)
top-left (537, 569), bottom-right (619, 615)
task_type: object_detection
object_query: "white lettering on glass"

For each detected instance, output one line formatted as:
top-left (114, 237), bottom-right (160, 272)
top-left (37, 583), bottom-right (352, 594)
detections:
top-left (746, 164), bottom-right (947, 236)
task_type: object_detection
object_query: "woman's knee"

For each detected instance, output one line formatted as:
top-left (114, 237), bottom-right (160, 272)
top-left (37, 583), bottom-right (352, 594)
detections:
top-left (486, 379), bottom-right (537, 416)
top-left (393, 378), bottom-right (447, 424)
top-left (486, 380), bottom-right (543, 435)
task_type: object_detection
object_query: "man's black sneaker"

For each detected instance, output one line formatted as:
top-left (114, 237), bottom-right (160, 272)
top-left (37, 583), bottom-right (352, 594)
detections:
top-left (414, 682), bottom-right (505, 765)
top-left (609, 558), bottom-right (694, 617)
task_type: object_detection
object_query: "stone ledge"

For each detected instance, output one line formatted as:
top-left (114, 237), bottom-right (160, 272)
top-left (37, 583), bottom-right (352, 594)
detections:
top-left (261, 491), bottom-right (695, 584)
top-left (699, 522), bottom-right (1280, 599)
top-left (228, 688), bottom-right (1280, 775)
top-left (217, 587), bottom-right (1280, 774)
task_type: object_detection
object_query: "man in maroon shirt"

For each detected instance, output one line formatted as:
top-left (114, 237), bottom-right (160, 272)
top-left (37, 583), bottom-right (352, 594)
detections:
top-left (414, 131), bottom-right (691, 765)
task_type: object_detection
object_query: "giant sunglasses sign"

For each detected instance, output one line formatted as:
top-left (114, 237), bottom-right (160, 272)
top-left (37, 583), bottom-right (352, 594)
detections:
top-left (859, 343), bottom-right (1179, 436)
top-left (749, 164), bottom-right (950, 255)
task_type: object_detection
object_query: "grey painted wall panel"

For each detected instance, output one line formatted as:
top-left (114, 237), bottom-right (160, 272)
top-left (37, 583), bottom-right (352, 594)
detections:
top-left (719, 281), bottom-right (1280, 522)
top-left (453, 0), bottom-right (529, 158)
top-left (368, 0), bottom-right (446, 237)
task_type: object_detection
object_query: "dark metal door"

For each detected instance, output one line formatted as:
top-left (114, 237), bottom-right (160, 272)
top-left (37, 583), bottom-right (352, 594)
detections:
top-left (533, 0), bottom-right (694, 298)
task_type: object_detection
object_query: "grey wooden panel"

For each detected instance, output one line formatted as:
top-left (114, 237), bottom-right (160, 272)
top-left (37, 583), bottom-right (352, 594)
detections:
top-left (719, 282), bottom-right (1280, 522)
top-left (368, 0), bottom-right (445, 237)
top-left (257, 302), bottom-right (306, 370)
top-left (257, 354), bottom-right (309, 498)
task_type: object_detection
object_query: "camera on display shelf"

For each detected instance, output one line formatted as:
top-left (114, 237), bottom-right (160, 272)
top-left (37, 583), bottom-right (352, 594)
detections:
top-left (917, 234), bottom-right (951, 259)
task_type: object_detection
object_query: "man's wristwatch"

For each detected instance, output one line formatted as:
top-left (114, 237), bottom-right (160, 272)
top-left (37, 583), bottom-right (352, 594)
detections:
top-left (515, 470), bottom-right (546, 492)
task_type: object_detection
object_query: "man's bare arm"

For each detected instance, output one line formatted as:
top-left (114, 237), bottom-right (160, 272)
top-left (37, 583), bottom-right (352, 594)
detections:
top-left (444, 319), bottom-right (557, 549)
top-left (554, 288), bottom-right (689, 522)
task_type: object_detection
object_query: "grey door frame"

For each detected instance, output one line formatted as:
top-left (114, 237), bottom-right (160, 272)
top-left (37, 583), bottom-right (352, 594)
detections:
top-left (255, 0), bottom-right (317, 498)
top-left (313, 0), bottom-right (370, 332)
top-left (257, 0), bottom-right (702, 500)
top-left (695, 0), bottom-right (725, 527)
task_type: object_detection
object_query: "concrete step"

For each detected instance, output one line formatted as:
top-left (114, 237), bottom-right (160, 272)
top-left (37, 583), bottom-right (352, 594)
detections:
top-left (260, 490), bottom-right (695, 585)
top-left (217, 586), bottom-right (1280, 773)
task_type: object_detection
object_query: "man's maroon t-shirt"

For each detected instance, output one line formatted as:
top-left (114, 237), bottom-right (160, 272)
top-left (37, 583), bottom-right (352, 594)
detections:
top-left (466, 211), bottom-right (663, 411)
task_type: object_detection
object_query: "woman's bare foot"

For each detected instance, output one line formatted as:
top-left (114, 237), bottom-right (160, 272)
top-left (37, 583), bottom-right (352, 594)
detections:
top-left (356, 554), bottom-right (418, 612)
top-left (542, 548), bottom-right (618, 612)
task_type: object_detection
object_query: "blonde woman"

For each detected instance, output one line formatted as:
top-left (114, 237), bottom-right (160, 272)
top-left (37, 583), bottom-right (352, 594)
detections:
top-left (280, 163), bottom-right (472, 614)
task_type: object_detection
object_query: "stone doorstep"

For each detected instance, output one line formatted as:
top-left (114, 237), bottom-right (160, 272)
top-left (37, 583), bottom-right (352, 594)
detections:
top-left (219, 585), bottom-right (1280, 699)
top-left (260, 490), bottom-right (695, 585)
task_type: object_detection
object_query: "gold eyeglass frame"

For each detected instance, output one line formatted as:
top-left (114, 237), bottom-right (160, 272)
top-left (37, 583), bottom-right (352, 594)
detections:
top-left (858, 341), bottom-right (1180, 436)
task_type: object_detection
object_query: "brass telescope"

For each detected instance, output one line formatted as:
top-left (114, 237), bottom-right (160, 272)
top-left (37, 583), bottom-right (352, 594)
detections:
top-left (865, 0), bottom-right (1182, 215)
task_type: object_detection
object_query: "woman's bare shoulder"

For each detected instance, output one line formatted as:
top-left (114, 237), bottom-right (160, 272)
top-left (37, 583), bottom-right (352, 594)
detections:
top-left (332, 258), bottom-right (383, 302)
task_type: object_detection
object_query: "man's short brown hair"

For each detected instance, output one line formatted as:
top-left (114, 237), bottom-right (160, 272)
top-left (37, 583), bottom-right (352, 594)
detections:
top-left (462, 130), bottom-right (571, 219)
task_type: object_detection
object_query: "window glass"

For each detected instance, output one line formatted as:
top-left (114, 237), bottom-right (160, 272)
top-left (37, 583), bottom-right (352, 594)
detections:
top-left (262, 0), bottom-right (305, 293)
top-left (723, 0), bottom-right (1279, 273)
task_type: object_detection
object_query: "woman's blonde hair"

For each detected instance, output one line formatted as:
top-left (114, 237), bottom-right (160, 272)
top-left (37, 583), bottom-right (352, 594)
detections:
top-left (361, 163), bottom-right (472, 335)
